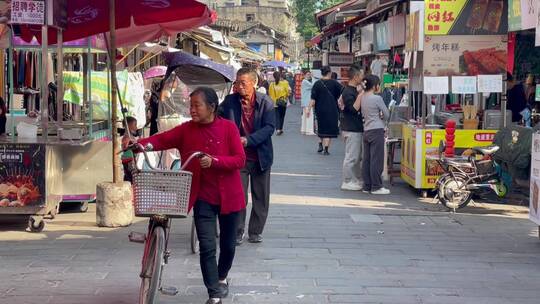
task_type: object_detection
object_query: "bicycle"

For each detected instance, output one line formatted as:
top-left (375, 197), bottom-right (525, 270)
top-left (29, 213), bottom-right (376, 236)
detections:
top-left (126, 143), bottom-right (206, 304)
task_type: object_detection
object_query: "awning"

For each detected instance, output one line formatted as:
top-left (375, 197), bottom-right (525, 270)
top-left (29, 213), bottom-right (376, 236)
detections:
top-left (310, 34), bottom-right (322, 45)
top-left (354, 0), bottom-right (403, 25)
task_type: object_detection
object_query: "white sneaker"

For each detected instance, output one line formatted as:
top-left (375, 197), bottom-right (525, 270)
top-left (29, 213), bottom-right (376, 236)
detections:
top-left (371, 187), bottom-right (391, 195)
top-left (341, 182), bottom-right (362, 191)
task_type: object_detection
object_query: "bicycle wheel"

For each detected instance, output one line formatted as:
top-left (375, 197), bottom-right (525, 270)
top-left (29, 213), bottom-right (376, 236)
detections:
top-left (139, 226), bottom-right (165, 304)
top-left (190, 219), bottom-right (199, 254)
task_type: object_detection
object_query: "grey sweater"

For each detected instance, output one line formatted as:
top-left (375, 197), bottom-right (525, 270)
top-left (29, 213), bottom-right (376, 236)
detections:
top-left (361, 93), bottom-right (390, 131)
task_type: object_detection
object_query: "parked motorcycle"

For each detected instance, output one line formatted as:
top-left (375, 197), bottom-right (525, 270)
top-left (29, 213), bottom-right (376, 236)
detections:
top-left (435, 141), bottom-right (511, 211)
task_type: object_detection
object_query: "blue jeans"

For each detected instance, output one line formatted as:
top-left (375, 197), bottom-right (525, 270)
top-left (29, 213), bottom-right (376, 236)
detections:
top-left (194, 200), bottom-right (239, 298)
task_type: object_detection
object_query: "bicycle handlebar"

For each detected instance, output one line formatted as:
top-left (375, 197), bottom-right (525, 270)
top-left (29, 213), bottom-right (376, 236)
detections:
top-left (123, 143), bottom-right (213, 172)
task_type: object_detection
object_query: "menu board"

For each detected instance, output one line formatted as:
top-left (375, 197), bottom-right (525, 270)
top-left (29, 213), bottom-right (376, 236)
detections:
top-left (0, 144), bottom-right (45, 208)
top-left (451, 76), bottom-right (477, 94)
top-left (424, 76), bottom-right (449, 95)
top-left (477, 74), bottom-right (503, 93)
top-left (530, 133), bottom-right (540, 225)
top-left (423, 35), bottom-right (507, 77)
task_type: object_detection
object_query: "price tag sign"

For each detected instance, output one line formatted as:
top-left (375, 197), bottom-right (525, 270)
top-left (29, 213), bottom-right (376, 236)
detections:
top-left (451, 76), bottom-right (477, 94)
top-left (11, 0), bottom-right (45, 25)
top-left (424, 76), bottom-right (449, 94)
top-left (477, 74), bottom-right (503, 93)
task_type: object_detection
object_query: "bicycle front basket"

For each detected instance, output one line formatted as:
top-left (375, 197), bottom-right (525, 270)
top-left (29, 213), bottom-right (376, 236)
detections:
top-left (132, 169), bottom-right (192, 218)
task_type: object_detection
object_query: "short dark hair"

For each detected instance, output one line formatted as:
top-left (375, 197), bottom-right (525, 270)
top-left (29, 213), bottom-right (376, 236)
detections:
top-left (348, 65), bottom-right (363, 79)
top-left (190, 86), bottom-right (219, 112)
top-left (321, 66), bottom-right (332, 76)
top-left (273, 71), bottom-right (282, 83)
top-left (236, 67), bottom-right (257, 82)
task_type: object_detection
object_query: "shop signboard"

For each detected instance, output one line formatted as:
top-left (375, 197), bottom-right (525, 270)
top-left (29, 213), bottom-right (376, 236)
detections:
top-left (451, 76), bottom-right (477, 94)
top-left (425, 0), bottom-right (507, 35)
top-left (374, 21), bottom-right (389, 51)
top-left (424, 76), bottom-right (449, 94)
top-left (535, 84), bottom-right (540, 102)
top-left (409, 1), bottom-right (425, 51)
top-left (327, 52), bottom-right (354, 66)
top-left (0, 144), bottom-right (46, 208)
top-left (530, 133), bottom-right (540, 225)
top-left (423, 35), bottom-right (507, 77)
top-left (521, 0), bottom-right (537, 29)
top-left (509, 0), bottom-right (522, 31)
top-left (477, 74), bottom-right (503, 93)
top-left (10, 0), bottom-right (45, 25)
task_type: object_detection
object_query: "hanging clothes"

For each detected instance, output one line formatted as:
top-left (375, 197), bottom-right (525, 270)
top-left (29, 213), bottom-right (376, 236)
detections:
top-left (18, 50), bottom-right (25, 86)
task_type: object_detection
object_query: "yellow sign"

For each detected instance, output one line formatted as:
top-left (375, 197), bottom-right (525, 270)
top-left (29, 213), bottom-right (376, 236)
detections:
top-left (424, 0), bottom-right (467, 35)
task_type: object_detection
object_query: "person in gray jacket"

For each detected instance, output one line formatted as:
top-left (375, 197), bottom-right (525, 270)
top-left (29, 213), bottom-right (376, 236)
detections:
top-left (360, 75), bottom-right (390, 195)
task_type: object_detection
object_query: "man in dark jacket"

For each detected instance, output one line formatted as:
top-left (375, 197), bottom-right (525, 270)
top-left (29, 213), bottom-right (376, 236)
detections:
top-left (219, 68), bottom-right (276, 245)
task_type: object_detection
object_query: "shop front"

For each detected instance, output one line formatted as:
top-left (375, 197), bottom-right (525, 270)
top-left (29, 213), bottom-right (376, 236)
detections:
top-left (400, 0), bottom-right (510, 194)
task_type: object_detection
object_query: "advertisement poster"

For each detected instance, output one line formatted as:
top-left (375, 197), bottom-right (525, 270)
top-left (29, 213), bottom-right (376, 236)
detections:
top-left (374, 21), bottom-right (390, 51)
top-left (530, 133), bottom-right (540, 225)
top-left (425, 0), bottom-right (507, 35)
top-left (423, 35), bottom-right (507, 76)
top-left (0, 144), bottom-right (45, 208)
top-left (520, 0), bottom-right (536, 30)
top-left (509, 0), bottom-right (522, 31)
top-left (10, 0), bottom-right (45, 25)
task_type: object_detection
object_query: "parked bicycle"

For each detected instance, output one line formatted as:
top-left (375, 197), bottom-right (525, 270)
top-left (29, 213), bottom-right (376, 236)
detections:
top-left (435, 141), bottom-right (511, 211)
top-left (126, 143), bottom-right (208, 304)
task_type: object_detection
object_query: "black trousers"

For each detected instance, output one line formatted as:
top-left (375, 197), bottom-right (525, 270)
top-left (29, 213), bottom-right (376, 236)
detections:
top-left (239, 161), bottom-right (271, 236)
top-left (275, 104), bottom-right (287, 131)
top-left (194, 200), bottom-right (239, 298)
top-left (122, 162), bottom-right (133, 183)
top-left (362, 128), bottom-right (385, 191)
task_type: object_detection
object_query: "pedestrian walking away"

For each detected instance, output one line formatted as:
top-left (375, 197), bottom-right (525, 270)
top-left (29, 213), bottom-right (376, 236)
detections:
top-left (340, 65), bottom-right (364, 191)
top-left (269, 71), bottom-right (291, 135)
top-left (300, 70), bottom-right (316, 135)
top-left (219, 68), bottom-right (275, 245)
top-left (360, 75), bottom-right (390, 195)
top-left (138, 87), bottom-right (246, 304)
top-left (308, 66), bottom-right (342, 155)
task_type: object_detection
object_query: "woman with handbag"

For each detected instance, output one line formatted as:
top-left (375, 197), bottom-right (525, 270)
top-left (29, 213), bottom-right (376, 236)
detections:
top-left (269, 71), bottom-right (291, 135)
top-left (308, 66), bottom-right (342, 155)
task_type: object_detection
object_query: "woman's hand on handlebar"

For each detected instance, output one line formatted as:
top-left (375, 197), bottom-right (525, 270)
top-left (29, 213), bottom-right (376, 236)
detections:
top-left (199, 155), bottom-right (213, 169)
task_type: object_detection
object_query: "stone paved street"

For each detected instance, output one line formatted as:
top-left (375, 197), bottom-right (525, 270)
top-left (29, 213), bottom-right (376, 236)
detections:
top-left (1, 105), bottom-right (540, 304)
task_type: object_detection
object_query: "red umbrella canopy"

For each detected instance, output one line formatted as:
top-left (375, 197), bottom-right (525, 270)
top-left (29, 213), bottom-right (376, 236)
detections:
top-left (19, 0), bottom-right (214, 44)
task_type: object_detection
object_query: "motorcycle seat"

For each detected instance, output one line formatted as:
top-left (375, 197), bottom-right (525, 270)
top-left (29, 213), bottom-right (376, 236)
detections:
top-left (472, 146), bottom-right (499, 155)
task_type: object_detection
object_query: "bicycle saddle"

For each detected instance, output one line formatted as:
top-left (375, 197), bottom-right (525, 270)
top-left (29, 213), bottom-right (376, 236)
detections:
top-left (472, 146), bottom-right (499, 155)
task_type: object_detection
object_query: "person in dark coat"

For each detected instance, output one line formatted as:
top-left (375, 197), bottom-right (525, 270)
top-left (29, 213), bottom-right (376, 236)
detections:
top-left (307, 66), bottom-right (342, 155)
top-left (219, 68), bottom-right (276, 245)
top-left (507, 73), bottom-right (528, 123)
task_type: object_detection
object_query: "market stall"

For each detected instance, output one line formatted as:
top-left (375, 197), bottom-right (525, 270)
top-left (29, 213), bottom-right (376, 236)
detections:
top-left (400, 0), bottom-right (510, 196)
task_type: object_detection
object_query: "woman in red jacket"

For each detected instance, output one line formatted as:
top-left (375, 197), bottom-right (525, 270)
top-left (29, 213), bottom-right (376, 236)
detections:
top-left (138, 87), bottom-right (246, 304)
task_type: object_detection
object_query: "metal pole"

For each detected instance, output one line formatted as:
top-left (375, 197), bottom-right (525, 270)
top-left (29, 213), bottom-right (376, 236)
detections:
top-left (41, 24), bottom-right (49, 137)
top-left (87, 37), bottom-right (93, 138)
top-left (109, 0), bottom-right (120, 183)
top-left (56, 29), bottom-right (63, 125)
top-left (8, 28), bottom-right (14, 138)
top-left (307, 48), bottom-right (310, 69)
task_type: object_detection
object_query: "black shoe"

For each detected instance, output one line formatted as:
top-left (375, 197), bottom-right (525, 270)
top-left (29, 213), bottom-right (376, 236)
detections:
top-left (236, 231), bottom-right (245, 246)
top-left (205, 298), bottom-right (222, 304)
top-left (317, 143), bottom-right (323, 153)
top-left (219, 279), bottom-right (229, 298)
top-left (248, 234), bottom-right (263, 243)
top-left (323, 147), bottom-right (330, 155)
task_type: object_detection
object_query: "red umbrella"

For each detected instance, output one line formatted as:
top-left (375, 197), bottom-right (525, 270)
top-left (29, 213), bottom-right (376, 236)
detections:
top-left (19, 0), bottom-right (214, 45)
